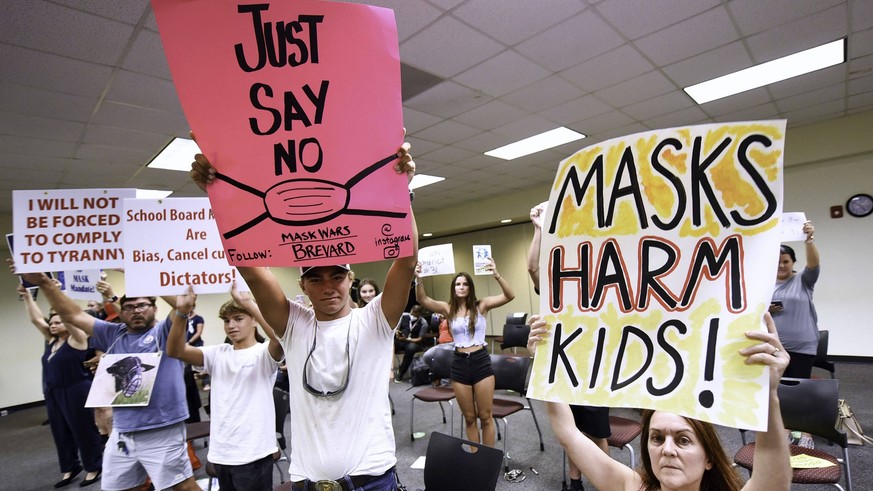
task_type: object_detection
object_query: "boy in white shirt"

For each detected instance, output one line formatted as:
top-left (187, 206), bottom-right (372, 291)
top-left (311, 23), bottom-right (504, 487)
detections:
top-left (168, 283), bottom-right (284, 491)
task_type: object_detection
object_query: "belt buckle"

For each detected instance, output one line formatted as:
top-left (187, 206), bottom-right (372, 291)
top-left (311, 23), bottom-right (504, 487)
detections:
top-left (315, 480), bottom-right (342, 491)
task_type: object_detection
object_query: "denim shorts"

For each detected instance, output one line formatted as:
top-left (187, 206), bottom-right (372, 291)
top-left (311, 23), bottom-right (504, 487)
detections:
top-left (451, 348), bottom-right (494, 385)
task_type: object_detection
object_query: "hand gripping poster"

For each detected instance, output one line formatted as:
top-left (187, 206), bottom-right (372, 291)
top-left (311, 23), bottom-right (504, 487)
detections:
top-left (527, 121), bottom-right (786, 431)
top-left (152, 0), bottom-right (410, 267)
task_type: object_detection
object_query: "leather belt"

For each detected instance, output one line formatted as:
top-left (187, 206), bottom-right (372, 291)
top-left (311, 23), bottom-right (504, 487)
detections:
top-left (291, 473), bottom-right (380, 491)
top-left (454, 346), bottom-right (484, 357)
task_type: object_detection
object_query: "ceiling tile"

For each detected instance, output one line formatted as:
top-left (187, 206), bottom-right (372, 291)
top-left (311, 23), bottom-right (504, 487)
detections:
top-left (634, 6), bottom-right (738, 66)
top-left (589, 122), bottom-right (652, 143)
top-left (0, 44), bottom-right (113, 98)
top-left (776, 83), bottom-right (846, 113)
top-left (849, 54), bottom-right (873, 82)
top-left (346, 0), bottom-right (444, 42)
top-left (453, 0), bottom-right (586, 45)
top-left (716, 102), bottom-right (780, 123)
top-left (414, 119), bottom-right (482, 145)
top-left (594, 0), bottom-right (719, 39)
top-left (641, 106), bottom-right (710, 129)
top-left (105, 70), bottom-right (182, 112)
top-left (90, 101), bottom-right (188, 135)
top-left (768, 65), bottom-right (847, 99)
top-left (122, 29), bottom-right (172, 79)
top-left (401, 107), bottom-right (443, 133)
top-left (538, 95), bottom-right (613, 126)
top-left (501, 76), bottom-right (584, 113)
top-left (0, 111), bottom-right (85, 142)
top-left (851, 0), bottom-right (873, 31)
top-left (561, 44), bottom-right (653, 93)
top-left (783, 99), bottom-right (846, 126)
top-left (82, 126), bottom-right (171, 152)
top-left (1, 1), bottom-right (134, 66)
top-left (622, 90), bottom-right (695, 121)
top-left (594, 70), bottom-right (676, 107)
top-left (453, 100), bottom-right (528, 131)
top-left (454, 50), bottom-right (550, 97)
top-left (744, 4), bottom-right (848, 63)
top-left (574, 109), bottom-right (635, 135)
top-left (491, 114), bottom-right (561, 141)
top-left (404, 137), bottom-right (443, 156)
top-left (728, 0), bottom-right (843, 36)
top-left (400, 16), bottom-right (504, 78)
top-left (516, 10), bottom-right (625, 72)
top-left (850, 28), bottom-right (873, 58)
top-left (51, 0), bottom-right (149, 25)
top-left (74, 143), bottom-right (155, 166)
top-left (849, 91), bottom-right (873, 108)
top-left (404, 81), bottom-right (489, 118)
top-left (418, 145), bottom-right (476, 165)
top-left (661, 41), bottom-right (753, 87)
top-left (0, 134), bottom-right (77, 158)
top-left (0, 82), bottom-right (96, 122)
top-left (698, 87), bottom-right (772, 118)
top-left (849, 71), bottom-right (873, 95)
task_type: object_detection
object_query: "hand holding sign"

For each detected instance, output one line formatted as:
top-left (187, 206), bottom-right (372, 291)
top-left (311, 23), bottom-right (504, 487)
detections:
top-left (154, 0), bottom-right (409, 267)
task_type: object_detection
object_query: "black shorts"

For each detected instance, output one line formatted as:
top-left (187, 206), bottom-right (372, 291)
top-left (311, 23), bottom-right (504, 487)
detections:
top-left (451, 348), bottom-right (494, 385)
top-left (570, 404), bottom-right (611, 438)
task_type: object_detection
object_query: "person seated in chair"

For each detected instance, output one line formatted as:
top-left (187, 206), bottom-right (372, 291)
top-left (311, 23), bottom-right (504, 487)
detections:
top-left (394, 305), bottom-right (428, 383)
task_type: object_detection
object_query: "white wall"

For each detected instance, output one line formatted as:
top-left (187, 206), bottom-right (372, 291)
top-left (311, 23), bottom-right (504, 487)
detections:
top-left (783, 154), bottom-right (873, 356)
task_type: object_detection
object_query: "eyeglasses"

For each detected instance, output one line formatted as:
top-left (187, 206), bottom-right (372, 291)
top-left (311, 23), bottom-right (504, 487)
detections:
top-left (121, 303), bottom-right (155, 313)
top-left (302, 320), bottom-right (351, 398)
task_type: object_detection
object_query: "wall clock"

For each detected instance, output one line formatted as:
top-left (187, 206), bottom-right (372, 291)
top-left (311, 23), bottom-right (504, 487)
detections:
top-left (846, 193), bottom-right (873, 218)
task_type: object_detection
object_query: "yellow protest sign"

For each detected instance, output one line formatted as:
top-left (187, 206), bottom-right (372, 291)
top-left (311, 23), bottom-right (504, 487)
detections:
top-left (528, 121), bottom-right (786, 431)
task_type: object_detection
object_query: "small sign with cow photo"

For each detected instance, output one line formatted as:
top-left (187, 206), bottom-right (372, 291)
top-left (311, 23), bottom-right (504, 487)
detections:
top-left (85, 352), bottom-right (162, 407)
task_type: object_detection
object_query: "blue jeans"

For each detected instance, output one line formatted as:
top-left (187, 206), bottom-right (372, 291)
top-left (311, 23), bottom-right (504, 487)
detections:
top-left (295, 467), bottom-right (398, 491)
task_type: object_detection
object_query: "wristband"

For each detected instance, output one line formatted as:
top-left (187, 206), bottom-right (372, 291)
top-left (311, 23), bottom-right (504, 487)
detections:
top-left (175, 310), bottom-right (191, 319)
top-left (106, 295), bottom-right (118, 303)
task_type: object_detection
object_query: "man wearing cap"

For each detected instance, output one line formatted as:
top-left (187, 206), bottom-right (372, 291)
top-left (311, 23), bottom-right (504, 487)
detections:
top-left (8, 268), bottom-right (200, 491)
top-left (190, 143), bottom-right (416, 491)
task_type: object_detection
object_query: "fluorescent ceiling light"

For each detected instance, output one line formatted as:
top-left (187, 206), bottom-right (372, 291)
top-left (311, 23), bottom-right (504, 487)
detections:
top-left (136, 189), bottom-right (173, 200)
top-left (409, 174), bottom-right (445, 190)
top-left (500, 219), bottom-right (512, 223)
top-left (684, 38), bottom-right (846, 104)
top-left (422, 233), bottom-right (433, 237)
top-left (485, 127), bottom-right (586, 160)
top-left (148, 137), bottom-right (201, 171)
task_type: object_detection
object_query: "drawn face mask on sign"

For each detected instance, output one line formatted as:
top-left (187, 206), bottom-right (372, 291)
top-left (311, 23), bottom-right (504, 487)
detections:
top-left (215, 152), bottom-right (407, 239)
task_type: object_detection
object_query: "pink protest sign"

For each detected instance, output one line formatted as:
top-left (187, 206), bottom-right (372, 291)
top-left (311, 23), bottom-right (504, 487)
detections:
top-left (152, 0), bottom-right (409, 267)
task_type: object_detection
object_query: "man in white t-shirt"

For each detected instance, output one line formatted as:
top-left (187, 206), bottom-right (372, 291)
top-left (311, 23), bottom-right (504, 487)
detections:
top-left (189, 142), bottom-right (417, 490)
top-left (167, 284), bottom-right (283, 490)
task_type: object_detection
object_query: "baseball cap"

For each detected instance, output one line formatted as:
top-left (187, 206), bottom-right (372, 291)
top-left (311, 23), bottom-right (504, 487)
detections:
top-left (300, 264), bottom-right (351, 277)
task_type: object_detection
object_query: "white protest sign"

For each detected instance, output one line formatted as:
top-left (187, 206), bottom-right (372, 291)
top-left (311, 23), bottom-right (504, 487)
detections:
top-left (13, 189), bottom-right (135, 273)
top-left (473, 244), bottom-right (492, 275)
top-left (122, 198), bottom-right (247, 296)
top-left (63, 269), bottom-right (102, 302)
top-left (779, 212), bottom-right (808, 242)
top-left (418, 244), bottom-right (455, 277)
